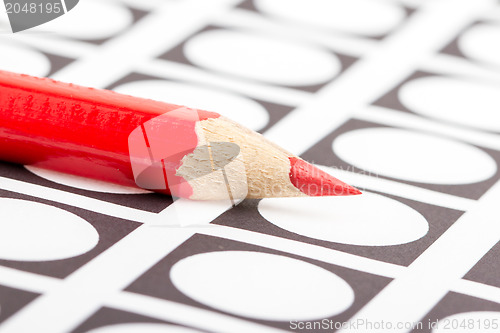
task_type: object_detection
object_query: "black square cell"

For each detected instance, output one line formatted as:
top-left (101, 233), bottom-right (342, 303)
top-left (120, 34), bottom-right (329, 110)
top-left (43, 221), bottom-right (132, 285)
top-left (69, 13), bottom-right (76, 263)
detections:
top-left (125, 233), bottom-right (391, 333)
top-left (302, 118), bottom-right (500, 199)
top-left (0, 188), bottom-right (141, 278)
top-left (236, 0), bottom-right (415, 40)
top-left (439, 21), bottom-right (499, 64)
top-left (373, 70), bottom-right (500, 136)
top-left (411, 292), bottom-right (500, 333)
top-left (0, 285), bottom-right (39, 324)
top-left (158, 25), bottom-right (358, 93)
top-left (464, 241), bottom-right (500, 289)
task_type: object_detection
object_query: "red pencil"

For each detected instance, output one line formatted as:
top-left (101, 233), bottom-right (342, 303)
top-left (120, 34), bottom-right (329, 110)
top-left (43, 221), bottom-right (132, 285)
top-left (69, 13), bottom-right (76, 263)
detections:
top-left (0, 70), bottom-right (360, 200)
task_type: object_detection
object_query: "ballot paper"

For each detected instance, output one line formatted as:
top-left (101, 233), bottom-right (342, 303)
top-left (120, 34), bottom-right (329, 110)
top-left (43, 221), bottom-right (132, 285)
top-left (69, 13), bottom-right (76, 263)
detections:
top-left (1, 0), bottom-right (500, 332)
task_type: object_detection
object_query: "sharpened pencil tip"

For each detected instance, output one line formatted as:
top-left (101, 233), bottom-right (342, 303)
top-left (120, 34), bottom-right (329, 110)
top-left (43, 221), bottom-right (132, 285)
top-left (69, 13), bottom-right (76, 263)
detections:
top-left (288, 157), bottom-right (362, 197)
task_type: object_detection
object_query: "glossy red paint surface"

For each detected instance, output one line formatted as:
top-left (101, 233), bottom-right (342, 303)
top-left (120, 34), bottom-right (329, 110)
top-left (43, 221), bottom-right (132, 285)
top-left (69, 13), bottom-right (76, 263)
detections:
top-left (288, 157), bottom-right (361, 196)
top-left (0, 71), bottom-right (219, 196)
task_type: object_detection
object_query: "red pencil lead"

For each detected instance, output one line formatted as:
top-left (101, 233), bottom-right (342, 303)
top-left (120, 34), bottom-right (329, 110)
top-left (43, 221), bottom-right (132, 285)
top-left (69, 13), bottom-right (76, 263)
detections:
top-left (288, 157), bottom-right (362, 197)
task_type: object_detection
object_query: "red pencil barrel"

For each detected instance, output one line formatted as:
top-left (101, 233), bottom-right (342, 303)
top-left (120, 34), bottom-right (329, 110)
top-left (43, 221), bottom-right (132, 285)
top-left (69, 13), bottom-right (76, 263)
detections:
top-left (0, 71), bottom-right (216, 195)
